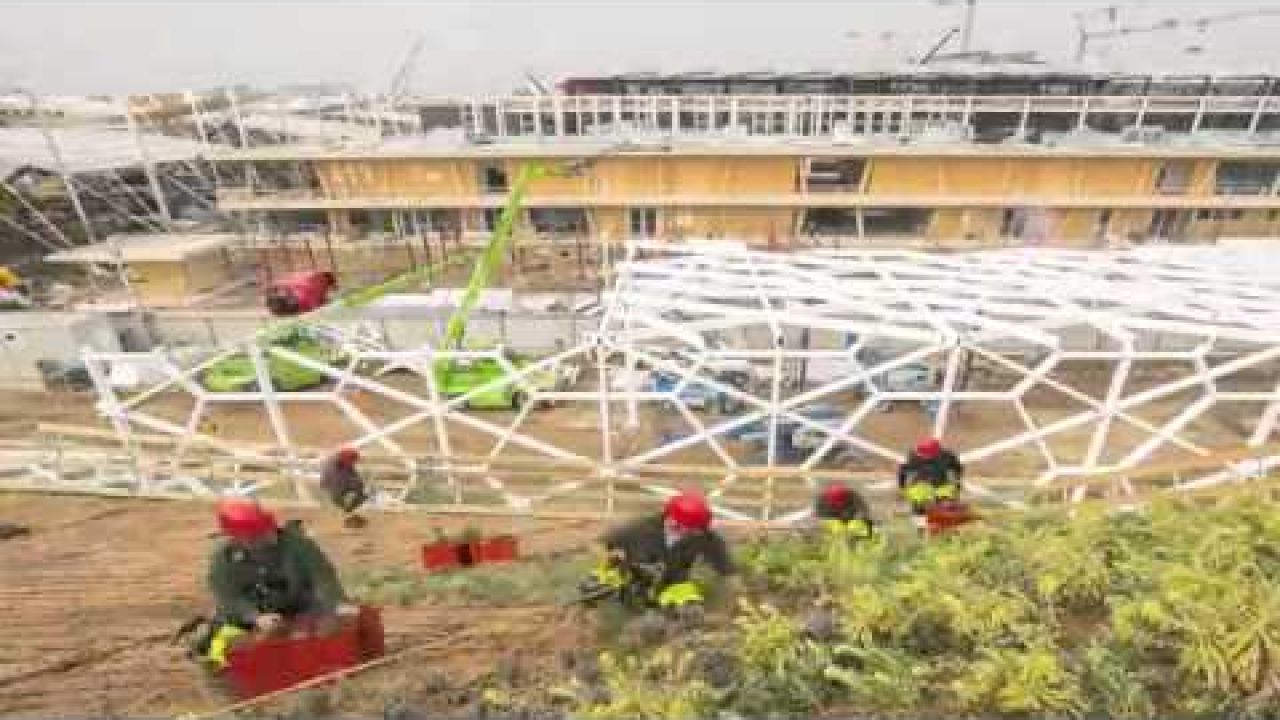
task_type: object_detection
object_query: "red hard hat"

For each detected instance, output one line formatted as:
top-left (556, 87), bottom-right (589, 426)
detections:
top-left (216, 497), bottom-right (277, 541)
top-left (664, 491), bottom-right (712, 531)
top-left (915, 437), bottom-right (942, 460)
top-left (820, 482), bottom-right (852, 509)
top-left (336, 446), bottom-right (360, 466)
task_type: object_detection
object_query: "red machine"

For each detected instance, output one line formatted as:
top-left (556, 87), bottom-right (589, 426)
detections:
top-left (925, 501), bottom-right (977, 537)
top-left (223, 605), bottom-right (384, 699)
top-left (265, 271), bottom-right (336, 316)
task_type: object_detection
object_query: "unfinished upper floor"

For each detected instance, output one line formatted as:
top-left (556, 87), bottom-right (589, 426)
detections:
top-left (216, 149), bottom-right (1280, 211)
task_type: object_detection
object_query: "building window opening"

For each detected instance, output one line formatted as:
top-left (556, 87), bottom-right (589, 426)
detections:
top-left (480, 208), bottom-right (502, 232)
top-left (628, 207), bottom-right (659, 238)
top-left (1000, 208), bottom-right (1029, 239)
top-left (1095, 209), bottom-right (1113, 242)
top-left (479, 162), bottom-right (509, 193)
top-left (802, 208), bottom-right (859, 236)
top-left (863, 208), bottom-right (931, 236)
top-left (1216, 162), bottom-right (1280, 195)
top-left (803, 158), bottom-right (865, 192)
top-left (529, 208), bottom-right (589, 234)
top-left (1155, 161), bottom-right (1195, 194)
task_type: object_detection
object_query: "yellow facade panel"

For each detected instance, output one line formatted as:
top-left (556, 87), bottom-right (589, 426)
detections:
top-left (939, 159), bottom-right (1009, 194)
top-left (1018, 159), bottom-right (1077, 195)
top-left (593, 209), bottom-right (627, 244)
top-left (315, 159), bottom-right (476, 199)
top-left (595, 157), bottom-right (663, 196)
top-left (665, 158), bottom-right (724, 194)
top-left (183, 251), bottom-right (233, 294)
top-left (1077, 159), bottom-right (1158, 195)
top-left (130, 258), bottom-right (229, 305)
top-left (130, 262), bottom-right (187, 304)
top-left (866, 157), bottom-right (940, 194)
top-left (725, 157), bottom-right (796, 194)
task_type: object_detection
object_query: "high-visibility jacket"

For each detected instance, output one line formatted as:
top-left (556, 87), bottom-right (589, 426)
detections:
top-left (601, 514), bottom-right (734, 592)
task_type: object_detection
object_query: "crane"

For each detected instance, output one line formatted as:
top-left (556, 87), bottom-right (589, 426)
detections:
top-left (933, 0), bottom-right (977, 52)
top-left (917, 26), bottom-right (961, 66)
top-left (388, 36), bottom-right (426, 102)
top-left (1074, 6), bottom-right (1280, 64)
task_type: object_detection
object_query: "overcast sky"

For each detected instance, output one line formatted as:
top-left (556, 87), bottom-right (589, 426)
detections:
top-left (3, 0), bottom-right (1280, 95)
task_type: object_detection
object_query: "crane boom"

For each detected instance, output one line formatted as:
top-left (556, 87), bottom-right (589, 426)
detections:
top-left (1075, 6), bottom-right (1280, 63)
top-left (441, 162), bottom-right (548, 351)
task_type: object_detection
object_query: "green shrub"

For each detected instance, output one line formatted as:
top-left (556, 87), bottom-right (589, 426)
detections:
top-left (825, 643), bottom-right (929, 712)
top-left (728, 602), bottom-right (832, 715)
top-left (951, 644), bottom-right (1086, 717)
top-left (576, 649), bottom-right (718, 720)
top-left (1077, 639), bottom-right (1158, 720)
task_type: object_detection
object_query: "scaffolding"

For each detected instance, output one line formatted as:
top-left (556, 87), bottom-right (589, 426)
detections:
top-left (0, 243), bottom-right (1265, 522)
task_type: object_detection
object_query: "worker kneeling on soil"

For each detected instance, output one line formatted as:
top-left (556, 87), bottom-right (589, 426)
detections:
top-left (897, 437), bottom-right (964, 529)
top-left (197, 498), bottom-right (348, 669)
top-left (321, 446), bottom-right (369, 529)
top-left (584, 491), bottom-right (734, 613)
top-left (811, 482), bottom-right (874, 541)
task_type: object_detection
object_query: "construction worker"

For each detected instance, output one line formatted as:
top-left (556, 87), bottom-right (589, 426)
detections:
top-left (897, 437), bottom-right (964, 528)
top-left (583, 491), bottom-right (734, 613)
top-left (196, 498), bottom-right (348, 670)
top-left (812, 482), bottom-right (874, 541)
top-left (320, 446), bottom-right (368, 529)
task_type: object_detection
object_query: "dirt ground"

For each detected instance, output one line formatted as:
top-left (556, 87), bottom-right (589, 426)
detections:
top-left (0, 493), bottom-right (603, 718)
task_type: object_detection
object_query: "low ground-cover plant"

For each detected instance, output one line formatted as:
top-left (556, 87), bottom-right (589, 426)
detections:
top-left (545, 494), bottom-right (1280, 719)
top-left (349, 552), bottom-right (593, 607)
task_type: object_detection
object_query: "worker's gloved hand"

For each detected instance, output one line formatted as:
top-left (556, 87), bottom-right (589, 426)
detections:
top-left (254, 613), bottom-right (284, 635)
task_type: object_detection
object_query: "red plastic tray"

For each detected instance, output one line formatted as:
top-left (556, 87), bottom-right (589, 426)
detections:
top-left (467, 535), bottom-right (519, 564)
top-left (223, 606), bottom-right (384, 699)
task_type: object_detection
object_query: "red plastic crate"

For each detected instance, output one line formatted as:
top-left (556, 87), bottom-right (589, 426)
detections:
top-left (468, 535), bottom-right (519, 565)
top-left (222, 606), bottom-right (382, 700)
top-left (421, 540), bottom-right (465, 572)
top-left (926, 503), bottom-right (976, 537)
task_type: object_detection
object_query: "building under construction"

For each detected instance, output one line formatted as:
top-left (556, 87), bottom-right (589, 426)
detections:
top-left (207, 67), bottom-right (1280, 285)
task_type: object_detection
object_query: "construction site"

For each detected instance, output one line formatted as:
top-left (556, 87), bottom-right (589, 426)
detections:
top-left (4, 2), bottom-right (1280, 718)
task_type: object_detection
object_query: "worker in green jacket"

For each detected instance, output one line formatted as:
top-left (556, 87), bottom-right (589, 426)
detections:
top-left (196, 498), bottom-right (347, 669)
top-left (580, 491), bottom-right (735, 613)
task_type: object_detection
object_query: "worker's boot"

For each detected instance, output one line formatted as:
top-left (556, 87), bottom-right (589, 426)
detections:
top-left (194, 659), bottom-right (235, 703)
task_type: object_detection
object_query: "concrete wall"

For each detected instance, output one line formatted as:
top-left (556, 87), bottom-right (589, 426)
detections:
top-left (146, 306), bottom-right (589, 355)
top-left (0, 312), bottom-right (121, 390)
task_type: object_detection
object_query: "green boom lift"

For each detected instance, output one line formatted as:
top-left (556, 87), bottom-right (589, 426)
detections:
top-left (198, 160), bottom-right (585, 402)
top-left (431, 162), bottom-right (583, 409)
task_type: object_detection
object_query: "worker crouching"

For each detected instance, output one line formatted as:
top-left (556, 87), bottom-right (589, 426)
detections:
top-left (897, 437), bottom-right (965, 530)
top-left (321, 446), bottom-right (369, 529)
top-left (581, 491), bottom-right (734, 617)
top-left (812, 482), bottom-right (874, 542)
top-left (192, 498), bottom-right (349, 673)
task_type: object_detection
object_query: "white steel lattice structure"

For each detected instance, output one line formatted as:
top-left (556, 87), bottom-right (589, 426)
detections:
top-left (32, 243), bottom-right (1280, 522)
